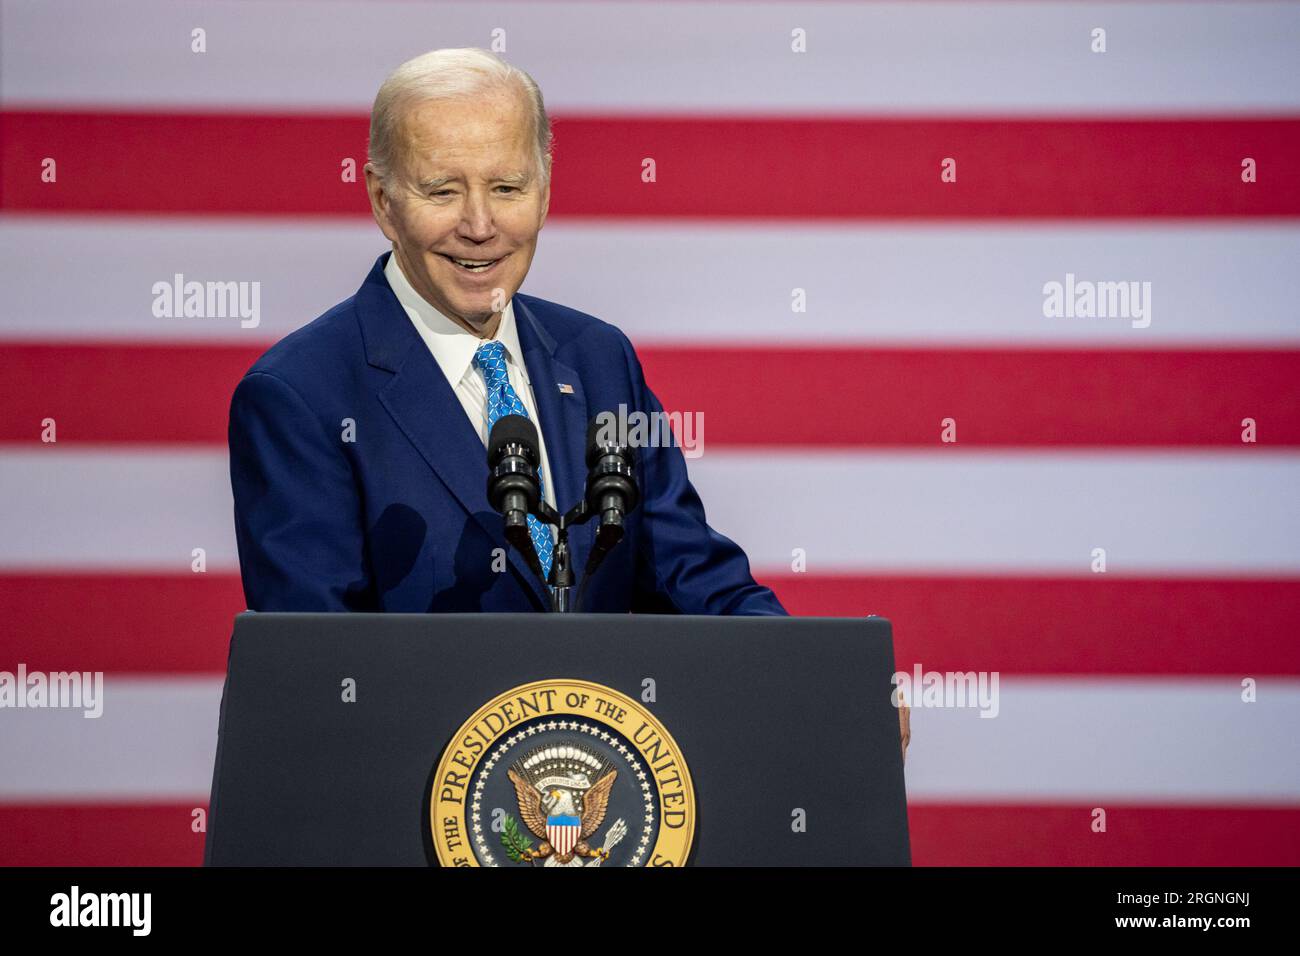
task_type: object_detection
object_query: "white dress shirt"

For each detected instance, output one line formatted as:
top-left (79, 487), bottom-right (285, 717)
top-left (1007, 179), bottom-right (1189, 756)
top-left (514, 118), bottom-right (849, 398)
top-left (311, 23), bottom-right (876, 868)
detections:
top-left (384, 253), bottom-right (558, 519)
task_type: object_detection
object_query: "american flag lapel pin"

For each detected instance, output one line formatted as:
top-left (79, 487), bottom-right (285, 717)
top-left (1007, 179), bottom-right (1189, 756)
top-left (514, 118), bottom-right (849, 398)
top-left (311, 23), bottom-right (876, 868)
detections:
top-left (558, 383), bottom-right (574, 394)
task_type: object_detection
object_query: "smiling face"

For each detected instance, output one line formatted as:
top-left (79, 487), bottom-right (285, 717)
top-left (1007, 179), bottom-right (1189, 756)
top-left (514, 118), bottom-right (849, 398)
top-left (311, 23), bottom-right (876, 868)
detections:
top-left (364, 84), bottom-right (550, 338)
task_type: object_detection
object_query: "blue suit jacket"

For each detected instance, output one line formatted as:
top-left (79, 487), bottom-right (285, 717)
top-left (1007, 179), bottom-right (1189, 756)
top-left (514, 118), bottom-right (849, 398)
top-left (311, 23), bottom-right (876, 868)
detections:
top-left (228, 252), bottom-right (786, 615)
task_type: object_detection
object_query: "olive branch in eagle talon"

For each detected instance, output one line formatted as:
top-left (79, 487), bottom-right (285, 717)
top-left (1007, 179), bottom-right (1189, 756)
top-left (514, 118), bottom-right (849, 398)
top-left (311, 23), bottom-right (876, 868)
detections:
top-left (505, 767), bottom-right (618, 865)
top-left (499, 813), bottom-right (534, 863)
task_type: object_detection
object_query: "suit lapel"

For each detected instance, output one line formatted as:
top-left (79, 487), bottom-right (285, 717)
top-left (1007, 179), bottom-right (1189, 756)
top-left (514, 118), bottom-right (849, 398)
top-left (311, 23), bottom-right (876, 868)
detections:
top-left (378, 348), bottom-right (491, 523)
top-left (356, 254), bottom-right (551, 609)
top-left (514, 296), bottom-right (592, 589)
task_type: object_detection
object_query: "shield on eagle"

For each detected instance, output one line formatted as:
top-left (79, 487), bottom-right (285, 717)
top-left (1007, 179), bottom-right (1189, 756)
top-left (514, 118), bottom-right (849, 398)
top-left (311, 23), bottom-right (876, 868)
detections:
top-left (546, 814), bottom-right (582, 856)
top-left (505, 743), bottom-right (624, 864)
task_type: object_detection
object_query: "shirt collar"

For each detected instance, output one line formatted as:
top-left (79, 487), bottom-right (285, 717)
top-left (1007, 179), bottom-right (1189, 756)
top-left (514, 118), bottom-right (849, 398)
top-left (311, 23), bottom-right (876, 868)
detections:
top-left (384, 251), bottom-right (527, 387)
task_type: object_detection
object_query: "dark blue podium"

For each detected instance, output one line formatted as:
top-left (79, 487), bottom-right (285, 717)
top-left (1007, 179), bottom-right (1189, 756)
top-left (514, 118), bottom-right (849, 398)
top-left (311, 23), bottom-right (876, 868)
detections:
top-left (204, 613), bottom-right (909, 867)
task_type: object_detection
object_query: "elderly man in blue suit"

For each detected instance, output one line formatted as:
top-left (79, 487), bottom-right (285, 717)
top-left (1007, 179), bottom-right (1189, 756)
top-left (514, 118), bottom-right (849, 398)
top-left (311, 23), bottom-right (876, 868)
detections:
top-left (228, 48), bottom-right (786, 616)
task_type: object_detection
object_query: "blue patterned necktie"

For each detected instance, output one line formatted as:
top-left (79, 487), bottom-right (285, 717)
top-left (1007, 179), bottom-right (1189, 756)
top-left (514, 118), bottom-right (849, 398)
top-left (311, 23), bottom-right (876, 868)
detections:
top-left (473, 340), bottom-right (554, 581)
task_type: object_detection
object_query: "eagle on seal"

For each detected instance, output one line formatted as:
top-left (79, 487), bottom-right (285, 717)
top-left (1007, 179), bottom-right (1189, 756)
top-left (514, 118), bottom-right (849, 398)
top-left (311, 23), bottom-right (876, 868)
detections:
top-left (507, 766), bottom-right (618, 864)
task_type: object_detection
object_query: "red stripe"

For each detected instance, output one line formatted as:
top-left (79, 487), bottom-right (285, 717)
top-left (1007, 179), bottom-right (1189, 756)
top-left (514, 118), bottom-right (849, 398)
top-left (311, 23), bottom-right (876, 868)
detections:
top-left (0, 804), bottom-right (207, 867)
top-left (908, 803), bottom-right (1300, 866)
top-left (0, 574), bottom-right (244, 674)
top-left (1, 343), bottom-right (258, 445)
top-left (762, 574), bottom-right (1300, 676)
top-left (4, 111), bottom-right (1298, 218)
top-left (3, 573), bottom-right (1296, 676)
top-left (2, 802), bottom-right (1294, 866)
top-left (638, 346), bottom-right (1300, 447)
top-left (4, 342), bottom-right (1298, 447)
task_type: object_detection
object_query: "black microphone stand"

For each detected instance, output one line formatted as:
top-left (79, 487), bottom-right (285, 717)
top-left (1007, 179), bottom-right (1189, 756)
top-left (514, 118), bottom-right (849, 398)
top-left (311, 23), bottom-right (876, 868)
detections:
top-left (488, 414), bottom-right (638, 613)
top-left (532, 500), bottom-right (594, 613)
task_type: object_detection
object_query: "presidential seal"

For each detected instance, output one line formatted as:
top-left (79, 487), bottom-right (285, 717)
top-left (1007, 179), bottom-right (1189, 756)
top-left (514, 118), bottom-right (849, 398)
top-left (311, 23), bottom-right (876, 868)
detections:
top-left (430, 679), bottom-right (695, 867)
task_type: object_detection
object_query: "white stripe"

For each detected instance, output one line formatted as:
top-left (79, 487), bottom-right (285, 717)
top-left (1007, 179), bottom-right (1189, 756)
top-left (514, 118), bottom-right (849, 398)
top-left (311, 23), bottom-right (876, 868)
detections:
top-left (0, 219), bottom-right (378, 343)
top-left (527, 223), bottom-right (1300, 346)
top-left (2, 449), bottom-right (1298, 573)
top-left (691, 450), bottom-right (1300, 575)
top-left (0, 677), bottom-right (222, 802)
top-left (5, 218), bottom-right (1299, 345)
top-left (903, 677), bottom-right (1300, 803)
top-left (1, 449), bottom-right (236, 572)
top-left (2, 676), bottom-right (1296, 801)
top-left (3, 1), bottom-right (1298, 113)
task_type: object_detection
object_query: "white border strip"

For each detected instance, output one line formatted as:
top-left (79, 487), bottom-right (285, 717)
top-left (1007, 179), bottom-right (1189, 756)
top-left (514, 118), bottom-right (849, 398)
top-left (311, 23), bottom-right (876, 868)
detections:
top-left (4, 218), bottom-right (1299, 344)
top-left (2, 676), bottom-right (1296, 802)
top-left (3, 1), bottom-right (1299, 113)
top-left (2, 449), bottom-right (1298, 573)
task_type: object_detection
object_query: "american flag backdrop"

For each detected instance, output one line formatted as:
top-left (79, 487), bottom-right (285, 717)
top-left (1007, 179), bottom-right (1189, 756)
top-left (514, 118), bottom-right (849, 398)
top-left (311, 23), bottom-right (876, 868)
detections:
top-left (1, 0), bottom-right (1299, 867)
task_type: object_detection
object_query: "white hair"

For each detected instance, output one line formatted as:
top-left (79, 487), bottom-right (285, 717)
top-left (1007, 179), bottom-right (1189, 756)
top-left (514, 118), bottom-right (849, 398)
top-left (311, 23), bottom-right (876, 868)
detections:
top-left (367, 48), bottom-right (552, 187)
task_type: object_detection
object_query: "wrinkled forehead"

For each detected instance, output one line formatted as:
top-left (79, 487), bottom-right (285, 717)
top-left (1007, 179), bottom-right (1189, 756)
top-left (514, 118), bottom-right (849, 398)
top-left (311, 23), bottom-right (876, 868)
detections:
top-left (394, 86), bottom-right (538, 179)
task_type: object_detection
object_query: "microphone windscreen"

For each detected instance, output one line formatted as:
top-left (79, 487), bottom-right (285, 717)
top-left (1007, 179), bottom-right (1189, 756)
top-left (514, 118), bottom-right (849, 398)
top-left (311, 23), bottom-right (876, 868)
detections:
top-left (488, 414), bottom-right (539, 462)
top-left (586, 415), bottom-right (636, 467)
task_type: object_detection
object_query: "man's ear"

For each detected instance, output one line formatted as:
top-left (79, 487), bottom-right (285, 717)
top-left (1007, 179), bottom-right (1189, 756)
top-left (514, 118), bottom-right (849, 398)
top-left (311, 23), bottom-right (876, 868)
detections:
top-left (363, 163), bottom-right (399, 242)
top-left (538, 176), bottom-right (551, 230)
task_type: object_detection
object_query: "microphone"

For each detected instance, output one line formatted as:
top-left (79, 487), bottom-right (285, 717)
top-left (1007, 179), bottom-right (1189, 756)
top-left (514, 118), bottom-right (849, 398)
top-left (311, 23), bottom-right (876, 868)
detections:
top-left (585, 417), bottom-right (639, 552)
top-left (487, 414), bottom-right (544, 579)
